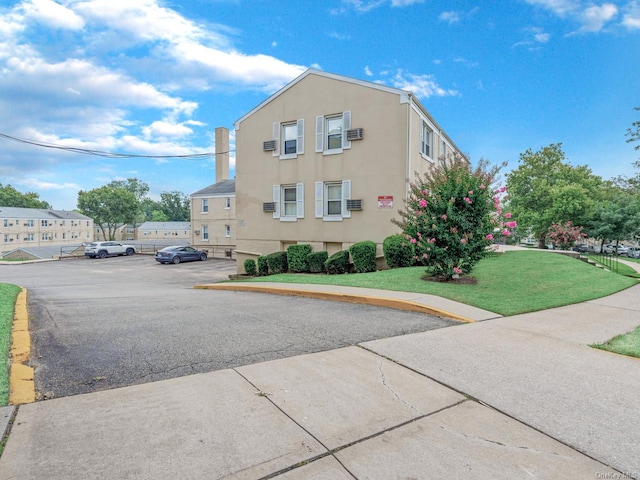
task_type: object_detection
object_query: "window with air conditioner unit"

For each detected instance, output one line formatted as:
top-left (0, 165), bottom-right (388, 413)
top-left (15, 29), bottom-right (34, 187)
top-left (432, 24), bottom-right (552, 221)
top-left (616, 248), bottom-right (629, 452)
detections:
top-left (315, 180), bottom-right (352, 221)
top-left (271, 183), bottom-right (304, 221)
top-left (315, 111), bottom-right (352, 155)
top-left (267, 119), bottom-right (304, 159)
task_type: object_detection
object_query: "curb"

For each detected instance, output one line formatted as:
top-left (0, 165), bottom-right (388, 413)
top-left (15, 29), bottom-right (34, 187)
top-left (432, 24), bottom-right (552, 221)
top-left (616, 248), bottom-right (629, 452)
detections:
top-left (194, 284), bottom-right (476, 323)
top-left (9, 288), bottom-right (35, 405)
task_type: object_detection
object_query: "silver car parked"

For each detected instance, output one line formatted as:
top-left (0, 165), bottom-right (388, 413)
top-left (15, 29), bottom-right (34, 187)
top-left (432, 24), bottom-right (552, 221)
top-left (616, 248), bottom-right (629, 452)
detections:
top-left (85, 241), bottom-right (136, 259)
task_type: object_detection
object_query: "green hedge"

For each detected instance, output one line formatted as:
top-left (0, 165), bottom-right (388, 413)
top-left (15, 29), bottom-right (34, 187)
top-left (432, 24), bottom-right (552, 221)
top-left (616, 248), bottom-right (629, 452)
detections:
top-left (383, 234), bottom-right (415, 268)
top-left (349, 240), bottom-right (377, 273)
top-left (257, 256), bottom-right (269, 276)
top-left (267, 251), bottom-right (288, 274)
top-left (308, 251), bottom-right (328, 273)
top-left (243, 259), bottom-right (257, 276)
top-left (287, 244), bottom-right (313, 273)
top-left (325, 250), bottom-right (351, 274)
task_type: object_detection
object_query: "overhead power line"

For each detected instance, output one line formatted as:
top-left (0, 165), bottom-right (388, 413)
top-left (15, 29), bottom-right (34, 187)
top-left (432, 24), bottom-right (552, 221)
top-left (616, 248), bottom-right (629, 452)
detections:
top-left (0, 132), bottom-right (234, 159)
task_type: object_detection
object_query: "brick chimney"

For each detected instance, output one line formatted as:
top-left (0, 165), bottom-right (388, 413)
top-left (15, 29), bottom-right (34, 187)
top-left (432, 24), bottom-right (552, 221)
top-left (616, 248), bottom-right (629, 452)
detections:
top-left (215, 127), bottom-right (230, 181)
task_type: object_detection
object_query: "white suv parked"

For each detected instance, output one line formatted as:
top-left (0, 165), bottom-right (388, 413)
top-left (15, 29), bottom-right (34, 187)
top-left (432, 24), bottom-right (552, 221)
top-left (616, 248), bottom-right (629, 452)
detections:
top-left (84, 241), bottom-right (136, 259)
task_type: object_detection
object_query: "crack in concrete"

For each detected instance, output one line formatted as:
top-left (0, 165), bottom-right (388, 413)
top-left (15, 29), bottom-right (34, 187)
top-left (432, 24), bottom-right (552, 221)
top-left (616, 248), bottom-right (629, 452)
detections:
top-left (377, 359), bottom-right (418, 413)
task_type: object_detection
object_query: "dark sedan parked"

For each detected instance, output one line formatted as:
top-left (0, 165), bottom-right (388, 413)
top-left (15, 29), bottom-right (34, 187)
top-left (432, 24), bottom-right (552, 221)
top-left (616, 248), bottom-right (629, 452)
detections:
top-left (155, 246), bottom-right (208, 264)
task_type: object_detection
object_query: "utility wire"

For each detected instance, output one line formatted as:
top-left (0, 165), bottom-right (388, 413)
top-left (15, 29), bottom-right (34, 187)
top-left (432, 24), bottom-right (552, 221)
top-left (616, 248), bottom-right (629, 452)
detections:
top-left (0, 132), bottom-right (234, 158)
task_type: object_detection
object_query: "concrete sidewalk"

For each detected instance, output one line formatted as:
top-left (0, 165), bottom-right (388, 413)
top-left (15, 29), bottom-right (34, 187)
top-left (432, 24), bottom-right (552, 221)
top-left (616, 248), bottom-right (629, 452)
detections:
top-left (1, 284), bottom-right (639, 479)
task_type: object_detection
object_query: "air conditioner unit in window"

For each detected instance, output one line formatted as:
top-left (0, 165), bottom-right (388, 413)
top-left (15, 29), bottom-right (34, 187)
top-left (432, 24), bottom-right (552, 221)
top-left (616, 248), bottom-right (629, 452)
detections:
top-left (263, 140), bottom-right (276, 151)
top-left (346, 199), bottom-right (363, 211)
top-left (194, 230), bottom-right (200, 235)
top-left (346, 128), bottom-right (364, 141)
top-left (263, 202), bottom-right (276, 212)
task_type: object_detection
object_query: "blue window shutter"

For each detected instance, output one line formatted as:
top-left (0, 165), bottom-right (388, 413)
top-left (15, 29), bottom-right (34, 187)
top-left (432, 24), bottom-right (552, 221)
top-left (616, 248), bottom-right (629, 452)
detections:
top-left (296, 183), bottom-right (304, 218)
top-left (296, 119), bottom-right (304, 155)
top-left (315, 116), bottom-right (323, 152)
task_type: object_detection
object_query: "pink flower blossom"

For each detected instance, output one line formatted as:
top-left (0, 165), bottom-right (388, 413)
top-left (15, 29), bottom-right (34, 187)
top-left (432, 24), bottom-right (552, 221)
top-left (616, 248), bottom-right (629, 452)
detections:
top-left (485, 234), bottom-right (494, 240)
top-left (419, 198), bottom-right (427, 207)
top-left (464, 197), bottom-right (472, 204)
top-left (410, 238), bottom-right (417, 244)
top-left (500, 186), bottom-right (507, 193)
top-left (502, 229), bottom-right (511, 236)
top-left (460, 238), bottom-right (467, 244)
top-left (504, 212), bottom-right (512, 219)
top-left (441, 214), bottom-right (447, 220)
top-left (504, 221), bottom-right (517, 228)
top-left (468, 190), bottom-right (473, 195)
top-left (453, 267), bottom-right (463, 274)
top-left (480, 184), bottom-right (486, 190)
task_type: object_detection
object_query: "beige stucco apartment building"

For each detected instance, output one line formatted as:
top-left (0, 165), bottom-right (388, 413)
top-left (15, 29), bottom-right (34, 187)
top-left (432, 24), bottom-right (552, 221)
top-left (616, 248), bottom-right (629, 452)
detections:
top-left (0, 207), bottom-right (93, 252)
top-left (233, 69), bottom-right (463, 272)
top-left (190, 127), bottom-right (236, 258)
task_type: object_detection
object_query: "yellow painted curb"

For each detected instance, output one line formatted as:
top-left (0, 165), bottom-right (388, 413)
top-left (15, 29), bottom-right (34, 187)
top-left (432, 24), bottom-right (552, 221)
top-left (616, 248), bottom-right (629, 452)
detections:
top-left (9, 288), bottom-right (35, 405)
top-left (195, 284), bottom-right (475, 323)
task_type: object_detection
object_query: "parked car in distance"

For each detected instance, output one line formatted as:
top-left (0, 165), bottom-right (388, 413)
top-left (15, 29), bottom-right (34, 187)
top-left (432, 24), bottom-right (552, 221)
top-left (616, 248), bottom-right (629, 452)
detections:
top-left (626, 247), bottom-right (640, 258)
top-left (602, 244), bottom-right (629, 255)
top-left (155, 246), bottom-right (208, 264)
top-left (85, 241), bottom-right (136, 259)
top-left (572, 244), bottom-right (589, 253)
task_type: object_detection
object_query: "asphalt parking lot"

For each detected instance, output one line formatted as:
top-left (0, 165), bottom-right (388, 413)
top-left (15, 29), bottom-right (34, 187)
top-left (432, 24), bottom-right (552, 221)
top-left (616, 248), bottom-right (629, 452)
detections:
top-left (1, 255), bottom-right (457, 399)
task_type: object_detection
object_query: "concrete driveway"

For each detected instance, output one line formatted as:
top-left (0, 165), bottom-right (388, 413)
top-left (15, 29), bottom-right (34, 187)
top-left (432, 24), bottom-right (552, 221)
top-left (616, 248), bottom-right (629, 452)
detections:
top-left (0, 256), bottom-right (456, 399)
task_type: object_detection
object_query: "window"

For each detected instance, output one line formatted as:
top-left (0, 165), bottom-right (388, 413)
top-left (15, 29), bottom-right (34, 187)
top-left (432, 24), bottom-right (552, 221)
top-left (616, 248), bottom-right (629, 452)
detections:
top-left (202, 225), bottom-right (209, 241)
top-left (225, 197), bottom-right (231, 209)
top-left (202, 199), bottom-right (209, 213)
top-left (315, 180), bottom-right (351, 220)
top-left (3, 220), bottom-right (7, 228)
top-left (26, 234), bottom-right (34, 242)
top-left (315, 111), bottom-right (352, 153)
top-left (3, 235), bottom-right (7, 242)
top-left (41, 220), bottom-right (49, 227)
top-left (272, 183), bottom-right (304, 221)
top-left (420, 121), bottom-right (433, 158)
top-left (27, 220), bottom-right (34, 228)
top-left (272, 119), bottom-right (304, 158)
top-left (225, 225), bottom-right (231, 238)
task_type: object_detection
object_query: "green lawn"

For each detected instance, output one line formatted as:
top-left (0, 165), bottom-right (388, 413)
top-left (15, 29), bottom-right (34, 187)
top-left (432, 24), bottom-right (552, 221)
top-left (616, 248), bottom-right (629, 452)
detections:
top-left (592, 326), bottom-right (640, 358)
top-left (0, 284), bottom-right (21, 406)
top-left (236, 251), bottom-right (638, 316)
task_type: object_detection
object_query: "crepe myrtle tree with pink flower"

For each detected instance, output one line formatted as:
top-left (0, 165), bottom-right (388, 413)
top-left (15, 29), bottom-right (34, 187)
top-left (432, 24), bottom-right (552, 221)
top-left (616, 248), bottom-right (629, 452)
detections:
top-left (546, 221), bottom-right (586, 250)
top-left (393, 154), bottom-right (515, 280)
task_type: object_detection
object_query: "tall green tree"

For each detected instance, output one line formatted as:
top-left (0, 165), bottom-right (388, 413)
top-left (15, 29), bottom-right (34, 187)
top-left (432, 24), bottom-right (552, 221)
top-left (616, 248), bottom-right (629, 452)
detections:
top-left (626, 107), bottom-right (640, 154)
top-left (587, 181), bottom-right (640, 250)
top-left (0, 183), bottom-right (52, 209)
top-left (159, 191), bottom-right (190, 221)
top-left (77, 186), bottom-right (138, 240)
top-left (506, 143), bottom-right (601, 248)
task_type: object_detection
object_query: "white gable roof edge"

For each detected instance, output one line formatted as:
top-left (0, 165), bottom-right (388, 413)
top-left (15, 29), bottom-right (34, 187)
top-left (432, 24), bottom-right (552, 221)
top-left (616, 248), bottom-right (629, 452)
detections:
top-left (234, 69), bottom-right (410, 130)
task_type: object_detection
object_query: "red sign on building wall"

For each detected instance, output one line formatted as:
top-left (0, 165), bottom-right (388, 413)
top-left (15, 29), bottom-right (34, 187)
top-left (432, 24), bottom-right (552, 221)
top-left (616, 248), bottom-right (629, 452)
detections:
top-left (378, 196), bottom-right (393, 208)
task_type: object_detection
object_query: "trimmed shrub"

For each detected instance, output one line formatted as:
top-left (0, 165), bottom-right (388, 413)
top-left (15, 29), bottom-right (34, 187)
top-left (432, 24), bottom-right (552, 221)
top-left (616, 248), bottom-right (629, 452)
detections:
top-left (383, 234), bottom-right (415, 268)
top-left (244, 259), bottom-right (257, 276)
top-left (287, 244), bottom-right (313, 273)
top-left (266, 251), bottom-right (288, 274)
top-left (257, 256), bottom-right (269, 276)
top-left (349, 240), bottom-right (377, 273)
top-left (325, 250), bottom-right (351, 275)
top-left (307, 251), bottom-right (328, 273)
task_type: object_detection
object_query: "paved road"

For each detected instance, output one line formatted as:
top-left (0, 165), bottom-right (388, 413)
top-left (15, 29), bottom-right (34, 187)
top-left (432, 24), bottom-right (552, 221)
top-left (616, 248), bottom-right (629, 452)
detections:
top-left (0, 256), bottom-right (456, 399)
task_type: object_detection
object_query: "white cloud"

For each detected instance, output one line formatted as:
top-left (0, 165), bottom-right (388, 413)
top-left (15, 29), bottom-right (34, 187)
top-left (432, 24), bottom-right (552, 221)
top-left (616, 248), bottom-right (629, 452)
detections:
top-left (388, 69), bottom-right (459, 98)
top-left (390, 0), bottom-right (424, 6)
top-left (622, 0), bottom-right (640, 29)
top-left (439, 11), bottom-right (461, 24)
top-left (21, 178), bottom-right (82, 191)
top-left (574, 3), bottom-right (618, 32)
top-left (525, 0), bottom-right (621, 33)
top-left (514, 27), bottom-right (551, 48)
top-left (20, 0), bottom-right (85, 30)
top-left (341, 0), bottom-right (421, 12)
top-left (364, 66), bottom-right (373, 76)
top-left (142, 121), bottom-right (194, 140)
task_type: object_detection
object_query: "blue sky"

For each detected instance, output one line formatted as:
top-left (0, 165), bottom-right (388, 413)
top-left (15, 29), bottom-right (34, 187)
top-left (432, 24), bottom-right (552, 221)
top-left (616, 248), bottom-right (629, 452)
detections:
top-left (0, 0), bottom-right (639, 210)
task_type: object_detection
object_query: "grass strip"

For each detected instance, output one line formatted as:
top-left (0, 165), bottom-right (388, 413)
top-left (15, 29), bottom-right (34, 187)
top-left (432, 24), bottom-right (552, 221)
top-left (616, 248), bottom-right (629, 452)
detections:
top-left (235, 251), bottom-right (638, 316)
top-left (591, 326), bottom-right (640, 359)
top-left (0, 284), bottom-right (21, 406)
